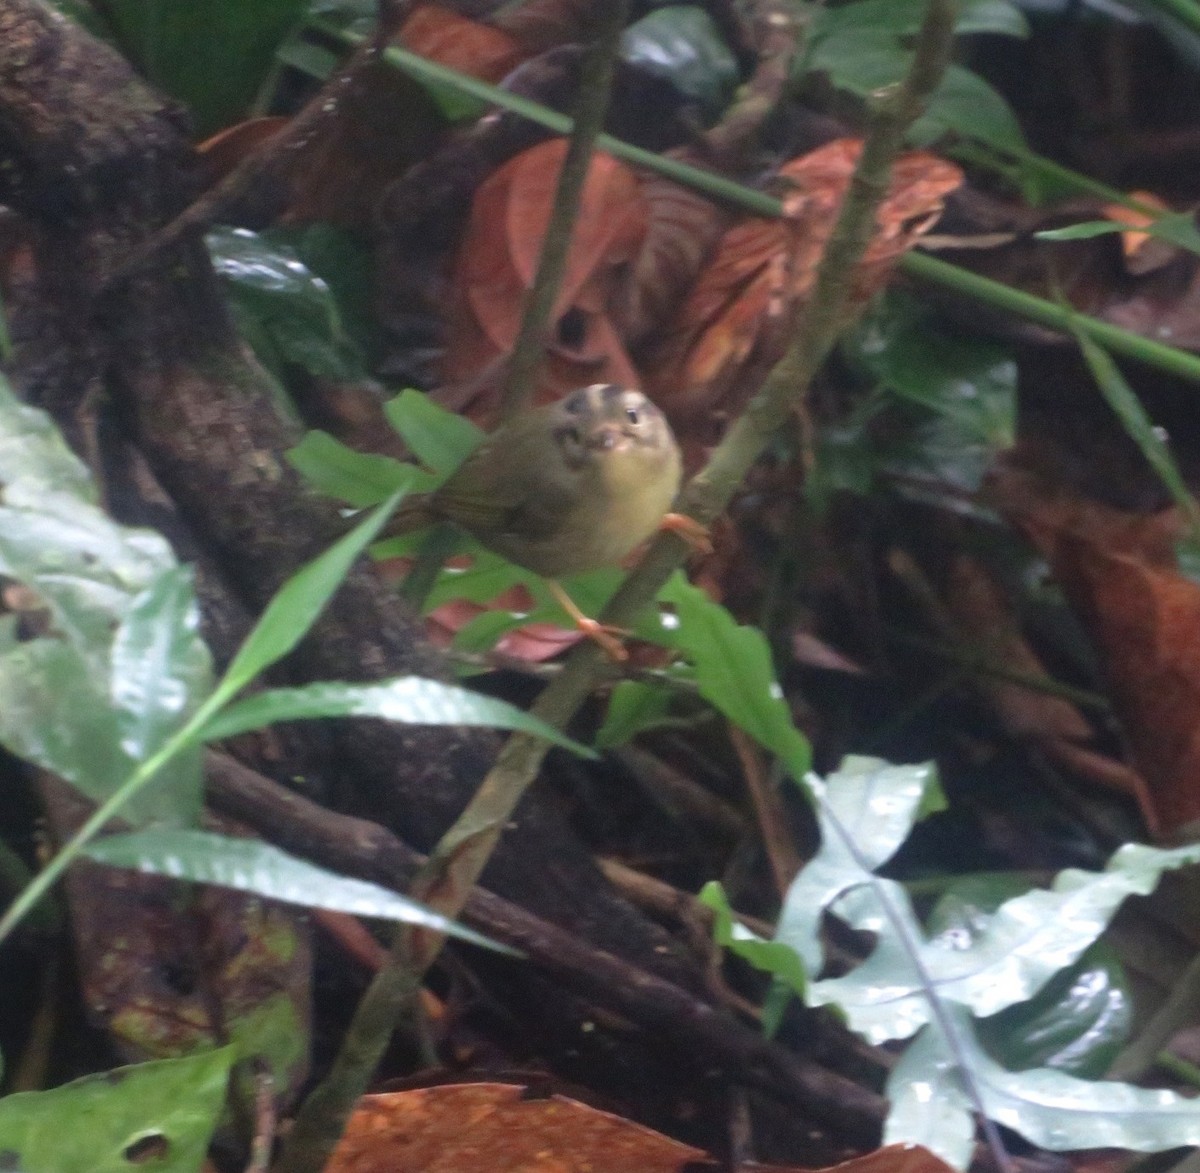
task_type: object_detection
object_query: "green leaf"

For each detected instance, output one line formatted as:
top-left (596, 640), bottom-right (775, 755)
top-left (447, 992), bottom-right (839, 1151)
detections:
top-left (621, 6), bottom-right (739, 120)
top-left (210, 489), bottom-right (407, 705)
top-left (811, 840), bottom-right (1200, 1043)
top-left (208, 226), bottom-right (368, 382)
top-left (287, 430), bottom-right (423, 507)
top-left (595, 681), bottom-right (676, 749)
top-left (887, 1005), bottom-right (1200, 1167)
top-left (928, 875), bottom-right (1132, 1077)
top-left (657, 576), bottom-right (812, 782)
top-left (383, 390), bottom-right (484, 478)
top-left (111, 567), bottom-right (210, 761)
top-left (806, 30), bottom-right (912, 93)
top-left (1039, 209), bottom-right (1200, 258)
top-left (812, 0), bottom-right (1028, 39)
top-left (977, 942), bottom-right (1131, 1077)
top-left (198, 677), bottom-right (595, 756)
top-left (0, 375), bottom-right (97, 503)
top-left (700, 881), bottom-right (808, 996)
top-left (0, 1046), bottom-right (234, 1173)
top-left (104, 0), bottom-right (308, 135)
top-left (1036, 220), bottom-right (1129, 242)
top-left (108, 567), bottom-right (209, 826)
top-left (912, 64), bottom-right (1027, 153)
top-left (1074, 330), bottom-right (1200, 540)
top-left (844, 294), bottom-right (1017, 493)
top-left (774, 757), bottom-right (943, 975)
top-left (852, 298), bottom-right (1017, 441)
top-left (0, 377), bottom-right (211, 826)
top-left (85, 830), bottom-right (516, 954)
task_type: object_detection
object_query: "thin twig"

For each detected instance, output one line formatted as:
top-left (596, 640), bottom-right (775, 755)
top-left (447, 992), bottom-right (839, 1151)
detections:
top-left (498, 0), bottom-right (633, 419)
top-left (407, 0), bottom-right (963, 1012)
top-left (281, 4), bottom-right (960, 1167)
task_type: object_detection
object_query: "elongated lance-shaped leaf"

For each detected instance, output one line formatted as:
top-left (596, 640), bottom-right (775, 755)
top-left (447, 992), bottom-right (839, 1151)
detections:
top-left (86, 830), bottom-right (516, 954)
top-left (209, 485), bottom-right (408, 707)
top-left (199, 677), bottom-right (595, 757)
top-left (1074, 327), bottom-right (1200, 542)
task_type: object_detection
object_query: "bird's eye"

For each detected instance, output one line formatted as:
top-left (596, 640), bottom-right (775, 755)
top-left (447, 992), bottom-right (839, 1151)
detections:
top-left (625, 407), bottom-right (640, 425)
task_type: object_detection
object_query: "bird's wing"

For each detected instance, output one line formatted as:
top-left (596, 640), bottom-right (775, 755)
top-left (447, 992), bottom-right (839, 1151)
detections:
top-left (433, 424), bottom-right (578, 542)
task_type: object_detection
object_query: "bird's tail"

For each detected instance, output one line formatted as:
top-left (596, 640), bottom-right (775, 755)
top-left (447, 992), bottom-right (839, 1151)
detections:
top-left (379, 494), bottom-right (438, 539)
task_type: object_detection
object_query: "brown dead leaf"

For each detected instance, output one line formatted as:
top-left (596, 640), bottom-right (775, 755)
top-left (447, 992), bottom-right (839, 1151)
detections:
top-left (992, 463), bottom-right (1200, 834)
top-left (41, 780), bottom-right (312, 1099)
top-left (614, 166), bottom-right (731, 346)
top-left (643, 139), bottom-right (962, 429)
top-left (945, 554), bottom-right (1094, 744)
top-left (440, 137), bottom-right (647, 420)
top-left (325, 1082), bottom-right (712, 1173)
top-left (754, 1145), bottom-right (960, 1173)
top-left (398, 5), bottom-right (526, 83)
top-left (195, 116), bottom-right (288, 186)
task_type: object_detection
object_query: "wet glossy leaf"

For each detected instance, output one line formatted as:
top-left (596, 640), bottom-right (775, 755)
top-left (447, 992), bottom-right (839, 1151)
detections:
top-left (775, 757), bottom-right (943, 975)
top-left (929, 876), bottom-right (1132, 1076)
top-left (0, 378), bottom-right (210, 826)
top-left (0, 1046), bottom-right (234, 1173)
top-left (199, 676), bottom-right (593, 756)
top-left (86, 830), bottom-right (515, 953)
top-left (621, 6), bottom-right (739, 120)
top-left (978, 942), bottom-right (1131, 1076)
top-left (657, 577), bottom-right (812, 782)
top-left (210, 491), bottom-right (406, 703)
top-left (852, 297), bottom-right (1017, 441)
top-left (888, 1005), bottom-right (1200, 1168)
top-left (208, 226), bottom-right (368, 382)
top-left (813, 840), bottom-right (1200, 1043)
top-left (845, 294), bottom-right (1017, 493)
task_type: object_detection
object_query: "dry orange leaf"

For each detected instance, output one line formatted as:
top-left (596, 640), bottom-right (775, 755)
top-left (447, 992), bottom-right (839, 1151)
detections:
top-left (1102, 190), bottom-right (1175, 274)
top-left (325, 1082), bottom-right (711, 1173)
top-left (399, 5), bottom-right (525, 83)
top-left (644, 138), bottom-right (962, 427)
top-left (993, 464), bottom-right (1199, 834)
top-left (441, 138), bottom-right (647, 419)
top-left (328, 1089), bottom-right (955, 1173)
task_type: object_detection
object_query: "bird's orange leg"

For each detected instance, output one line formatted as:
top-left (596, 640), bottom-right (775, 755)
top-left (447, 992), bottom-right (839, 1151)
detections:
top-left (660, 512), bottom-right (713, 555)
top-left (546, 580), bottom-right (630, 661)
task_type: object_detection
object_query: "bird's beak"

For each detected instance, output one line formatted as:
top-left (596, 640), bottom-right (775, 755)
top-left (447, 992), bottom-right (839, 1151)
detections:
top-left (588, 426), bottom-right (622, 451)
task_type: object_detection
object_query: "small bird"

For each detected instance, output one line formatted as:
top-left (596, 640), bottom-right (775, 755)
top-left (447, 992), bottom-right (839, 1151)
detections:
top-left (387, 383), bottom-right (691, 656)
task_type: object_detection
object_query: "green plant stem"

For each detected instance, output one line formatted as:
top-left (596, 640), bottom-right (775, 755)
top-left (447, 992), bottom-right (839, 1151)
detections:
top-left (323, 20), bottom-right (1200, 390)
top-left (900, 251), bottom-right (1200, 382)
top-left (498, 0), bottom-right (632, 419)
top-left (270, 9), bottom-right (960, 1168)
top-left (412, 0), bottom-right (964, 1044)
